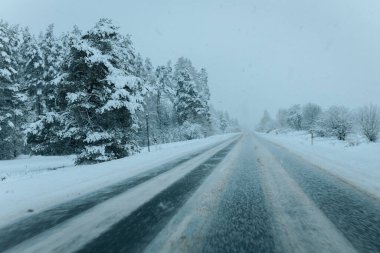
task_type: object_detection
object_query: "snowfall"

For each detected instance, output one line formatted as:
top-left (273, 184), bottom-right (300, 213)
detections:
top-left (257, 130), bottom-right (380, 200)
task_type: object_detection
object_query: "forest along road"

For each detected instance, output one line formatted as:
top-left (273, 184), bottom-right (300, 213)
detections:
top-left (3, 133), bottom-right (380, 253)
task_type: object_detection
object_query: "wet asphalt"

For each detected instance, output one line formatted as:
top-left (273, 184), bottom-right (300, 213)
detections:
top-left (0, 139), bottom-right (230, 252)
top-left (3, 134), bottom-right (380, 253)
top-left (200, 137), bottom-right (276, 253)
top-left (259, 137), bottom-right (380, 252)
top-left (76, 140), bottom-right (238, 253)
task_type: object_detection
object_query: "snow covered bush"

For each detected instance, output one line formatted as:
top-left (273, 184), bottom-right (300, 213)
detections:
top-left (358, 104), bottom-right (380, 142)
top-left (272, 102), bottom-right (380, 145)
top-left (317, 106), bottom-right (353, 141)
top-left (181, 121), bottom-right (204, 140)
top-left (286, 105), bottom-right (303, 130)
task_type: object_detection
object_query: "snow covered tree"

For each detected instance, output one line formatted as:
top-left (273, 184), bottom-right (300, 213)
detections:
top-left (18, 27), bottom-right (44, 118)
top-left (25, 27), bottom-right (76, 156)
top-left (302, 103), bottom-right (321, 130)
top-left (174, 59), bottom-right (195, 123)
top-left (173, 57), bottom-right (210, 139)
top-left (57, 19), bottom-right (144, 164)
top-left (195, 67), bottom-right (211, 132)
top-left (358, 104), bottom-right (380, 142)
top-left (215, 111), bottom-right (239, 133)
top-left (196, 68), bottom-right (210, 100)
top-left (133, 53), bottom-right (145, 78)
top-left (140, 57), bottom-right (160, 142)
top-left (276, 108), bottom-right (288, 128)
top-left (143, 58), bottom-right (155, 88)
top-left (39, 24), bottom-right (65, 111)
top-left (219, 111), bottom-right (228, 133)
top-left (257, 110), bottom-right (276, 132)
top-left (180, 121), bottom-right (203, 140)
top-left (153, 62), bottom-right (175, 139)
top-left (0, 21), bottom-right (25, 159)
top-left (0, 18), bottom-right (238, 161)
top-left (209, 105), bottom-right (223, 134)
top-left (318, 106), bottom-right (352, 141)
top-left (26, 111), bottom-right (76, 155)
top-left (286, 104), bottom-right (303, 130)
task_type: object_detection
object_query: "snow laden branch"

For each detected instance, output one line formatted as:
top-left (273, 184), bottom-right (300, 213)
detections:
top-left (0, 18), bottom-right (239, 164)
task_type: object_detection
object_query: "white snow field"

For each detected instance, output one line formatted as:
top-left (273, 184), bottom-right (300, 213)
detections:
top-left (0, 155), bottom-right (76, 181)
top-left (0, 133), bottom-right (239, 228)
top-left (257, 131), bottom-right (380, 199)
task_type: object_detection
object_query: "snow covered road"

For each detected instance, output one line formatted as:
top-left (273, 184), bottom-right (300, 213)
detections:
top-left (2, 133), bottom-right (380, 252)
top-left (0, 135), bottom-right (240, 252)
top-left (146, 134), bottom-right (380, 253)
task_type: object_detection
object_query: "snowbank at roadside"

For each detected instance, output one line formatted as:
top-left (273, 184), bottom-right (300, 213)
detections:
top-left (257, 131), bottom-right (380, 199)
top-left (0, 155), bottom-right (76, 181)
top-left (0, 133), bottom-right (239, 227)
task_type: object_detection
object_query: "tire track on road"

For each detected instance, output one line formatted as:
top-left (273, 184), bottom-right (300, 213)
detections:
top-left (258, 136), bottom-right (380, 252)
top-left (0, 137), bottom-right (237, 252)
top-left (76, 140), bottom-right (238, 253)
top-left (200, 136), bottom-right (276, 253)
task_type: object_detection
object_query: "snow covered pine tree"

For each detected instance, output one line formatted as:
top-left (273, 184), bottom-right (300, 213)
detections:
top-left (0, 21), bottom-right (26, 159)
top-left (25, 25), bottom-right (76, 156)
top-left (174, 57), bottom-right (210, 139)
top-left (18, 27), bottom-right (44, 119)
top-left (59, 19), bottom-right (144, 164)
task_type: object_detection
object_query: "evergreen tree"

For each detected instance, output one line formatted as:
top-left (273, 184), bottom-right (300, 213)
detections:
top-left (174, 58), bottom-right (208, 130)
top-left (18, 27), bottom-right (44, 118)
top-left (39, 24), bottom-right (65, 111)
top-left (141, 57), bottom-right (160, 141)
top-left (195, 67), bottom-right (211, 132)
top-left (2, 18), bottom-right (240, 162)
top-left (209, 105), bottom-right (222, 134)
top-left (25, 27), bottom-right (79, 156)
top-left (257, 110), bottom-right (276, 132)
top-left (0, 21), bottom-right (24, 159)
top-left (153, 62), bottom-right (175, 140)
top-left (61, 18), bottom-right (143, 164)
top-left (219, 111), bottom-right (228, 133)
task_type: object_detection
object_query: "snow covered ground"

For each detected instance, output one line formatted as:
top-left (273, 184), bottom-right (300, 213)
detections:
top-left (257, 131), bottom-right (380, 199)
top-left (0, 133), bottom-right (238, 227)
top-left (0, 155), bottom-right (76, 181)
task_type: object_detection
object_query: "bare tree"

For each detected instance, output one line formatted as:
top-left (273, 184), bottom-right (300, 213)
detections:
top-left (359, 104), bottom-right (380, 142)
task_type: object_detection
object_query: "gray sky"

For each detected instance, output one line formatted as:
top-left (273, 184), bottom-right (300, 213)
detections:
top-left (1, 0), bottom-right (380, 126)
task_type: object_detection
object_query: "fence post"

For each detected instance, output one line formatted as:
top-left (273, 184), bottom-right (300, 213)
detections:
top-left (146, 114), bottom-right (150, 152)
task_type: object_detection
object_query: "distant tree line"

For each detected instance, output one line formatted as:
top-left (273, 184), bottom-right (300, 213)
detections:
top-left (0, 19), bottom-right (239, 163)
top-left (257, 103), bottom-right (380, 142)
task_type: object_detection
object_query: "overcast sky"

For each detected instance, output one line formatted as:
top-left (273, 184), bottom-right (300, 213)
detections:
top-left (1, 0), bottom-right (380, 126)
